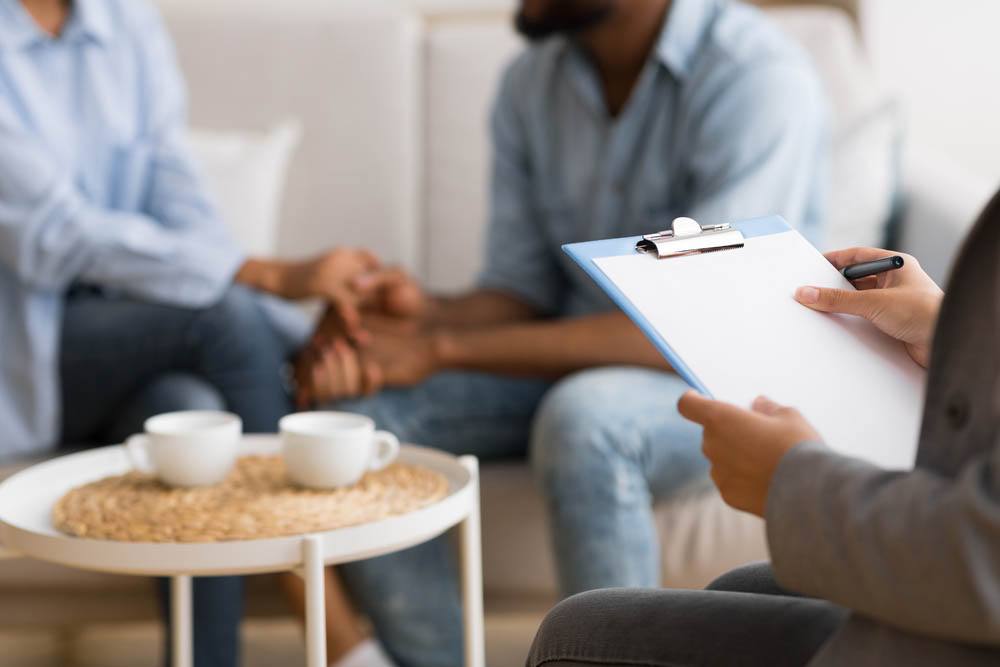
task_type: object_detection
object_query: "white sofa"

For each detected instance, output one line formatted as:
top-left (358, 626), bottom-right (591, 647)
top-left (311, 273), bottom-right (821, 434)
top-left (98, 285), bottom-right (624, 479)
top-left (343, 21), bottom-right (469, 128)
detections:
top-left (1, 0), bottom-right (995, 654)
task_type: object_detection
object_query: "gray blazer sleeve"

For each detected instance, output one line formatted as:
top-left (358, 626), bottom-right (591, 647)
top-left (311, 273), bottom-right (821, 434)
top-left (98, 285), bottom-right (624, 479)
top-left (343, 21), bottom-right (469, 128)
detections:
top-left (765, 440), bottom-right (1000, 646)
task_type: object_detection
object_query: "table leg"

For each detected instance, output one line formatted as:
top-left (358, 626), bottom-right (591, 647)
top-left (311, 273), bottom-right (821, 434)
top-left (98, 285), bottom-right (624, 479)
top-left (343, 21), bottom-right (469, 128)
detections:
top-left (171, 575), bottom-right (193, 667)
top-left (458, 456), bottom-right (485, 667)
top-left (303, 535), bottom-right (327, 667)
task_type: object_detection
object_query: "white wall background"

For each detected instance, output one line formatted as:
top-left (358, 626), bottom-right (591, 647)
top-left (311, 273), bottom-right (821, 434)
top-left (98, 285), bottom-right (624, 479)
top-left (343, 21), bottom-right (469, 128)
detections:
top-left (863, 0), bottom-right (1000, 184)
top-left (158, 0), bottom-right (1000, 182)
top-left (411, 0), bottom-right (1000, 188)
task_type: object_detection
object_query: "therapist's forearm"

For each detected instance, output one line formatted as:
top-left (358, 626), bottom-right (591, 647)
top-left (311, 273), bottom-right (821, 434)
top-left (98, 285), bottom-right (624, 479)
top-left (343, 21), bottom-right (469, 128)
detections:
top-left (433, 311), bottom-right (672, 380)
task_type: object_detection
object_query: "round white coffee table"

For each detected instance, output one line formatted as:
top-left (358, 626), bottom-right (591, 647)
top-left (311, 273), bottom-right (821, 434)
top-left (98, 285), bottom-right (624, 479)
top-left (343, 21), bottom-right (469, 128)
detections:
top-left (0, 435), bottom-right (484, 667)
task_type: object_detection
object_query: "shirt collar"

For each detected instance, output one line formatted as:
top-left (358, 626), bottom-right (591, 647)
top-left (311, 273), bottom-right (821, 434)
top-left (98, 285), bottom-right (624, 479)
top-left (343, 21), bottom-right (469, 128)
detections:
top-left (0, 0), bottom-right (112, 51)
top-left (0, 1), bottom-right (45, 50)
top-left (70, 0), bottom-right (112, 45)
top-left (562, 0), bottom-right (717, 115)
top-left (655, 0), bottom-right (718, 81)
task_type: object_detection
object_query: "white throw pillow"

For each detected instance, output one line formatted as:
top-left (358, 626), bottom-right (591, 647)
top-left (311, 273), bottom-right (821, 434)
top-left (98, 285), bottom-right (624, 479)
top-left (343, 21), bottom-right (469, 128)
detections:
top-left (187, 119), bottom-right (303, 256)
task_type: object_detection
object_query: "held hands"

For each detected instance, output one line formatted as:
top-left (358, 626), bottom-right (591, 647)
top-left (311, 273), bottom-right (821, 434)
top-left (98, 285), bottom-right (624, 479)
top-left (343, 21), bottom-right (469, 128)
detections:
top-left (795, 247), bottom-right (944, 368)
top-left (678, 392), bottom-right (819, 517)
top-left (306, 265), bottom-right (428, 349)
top-left (293, 339), bottom-right (383, 407)
top-left (238, 248), bottom-right (382, 341)
top-left (280, 248), bottom-right (381, 304)
top-left (351, 267), bottom-right (427, 320)
top-left (353, 314), bottom-right (441, 388)
top-left (294, 267), bottom-right (437, 406)
top-left (294, 315), bottom-right (441, 406)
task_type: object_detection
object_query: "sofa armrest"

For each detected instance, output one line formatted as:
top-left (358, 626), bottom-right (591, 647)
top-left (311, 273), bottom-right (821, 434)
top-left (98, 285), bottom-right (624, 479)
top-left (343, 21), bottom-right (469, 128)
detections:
top-left (896, 146), bottom-right (995, 285)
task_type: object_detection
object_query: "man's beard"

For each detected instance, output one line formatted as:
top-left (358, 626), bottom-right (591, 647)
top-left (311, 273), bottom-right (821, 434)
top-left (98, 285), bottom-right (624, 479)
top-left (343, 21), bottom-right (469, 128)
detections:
top-left (514, 0), bottom-right (616, 41)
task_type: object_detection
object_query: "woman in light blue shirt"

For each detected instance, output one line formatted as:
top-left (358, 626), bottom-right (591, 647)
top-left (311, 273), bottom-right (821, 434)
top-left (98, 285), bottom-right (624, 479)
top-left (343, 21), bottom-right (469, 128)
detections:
top-left (0, 1), bottom-right (382, 665)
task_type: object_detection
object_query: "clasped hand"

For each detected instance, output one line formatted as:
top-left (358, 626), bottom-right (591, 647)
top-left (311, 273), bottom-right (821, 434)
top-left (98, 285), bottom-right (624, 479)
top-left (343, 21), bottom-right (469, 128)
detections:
top-left (681, 247), bottom-right (943, 517)
top-left (293, 267), bottom-right (439, 407)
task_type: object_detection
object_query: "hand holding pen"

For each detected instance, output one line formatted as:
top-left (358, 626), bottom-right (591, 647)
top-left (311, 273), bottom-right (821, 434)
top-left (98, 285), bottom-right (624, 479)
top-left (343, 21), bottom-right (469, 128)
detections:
top-left (794, 247), bottom-right (944, 368)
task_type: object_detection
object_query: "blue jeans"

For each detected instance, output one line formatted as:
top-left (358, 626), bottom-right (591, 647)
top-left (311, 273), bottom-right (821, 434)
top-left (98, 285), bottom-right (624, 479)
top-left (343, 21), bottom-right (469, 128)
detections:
top-left (334, 367), bottom-right (708, 667)
top-left (59, 285), bottom-right (296, 667)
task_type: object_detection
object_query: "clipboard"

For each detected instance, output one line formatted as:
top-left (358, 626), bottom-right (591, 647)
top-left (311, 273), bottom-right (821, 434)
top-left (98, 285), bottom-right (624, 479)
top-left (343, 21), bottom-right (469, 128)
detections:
top-left (563, 215), bottom-right (791, 397)
top-left (563, 214), bottom-right (925, 469)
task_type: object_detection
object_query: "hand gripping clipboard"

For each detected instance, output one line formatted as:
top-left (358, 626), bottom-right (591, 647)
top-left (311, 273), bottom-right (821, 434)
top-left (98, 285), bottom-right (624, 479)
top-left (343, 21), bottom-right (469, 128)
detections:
top-left (562, 214), bottom-right (925, 469)
top-left (563, 215), bottom-right (790, 397)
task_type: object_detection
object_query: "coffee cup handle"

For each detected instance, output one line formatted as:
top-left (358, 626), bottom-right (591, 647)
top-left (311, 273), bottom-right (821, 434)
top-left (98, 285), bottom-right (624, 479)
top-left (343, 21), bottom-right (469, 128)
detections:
top-left (369, 431), bottom-right (400, 471)
top-left (125, 434), bottom-right (155, 474)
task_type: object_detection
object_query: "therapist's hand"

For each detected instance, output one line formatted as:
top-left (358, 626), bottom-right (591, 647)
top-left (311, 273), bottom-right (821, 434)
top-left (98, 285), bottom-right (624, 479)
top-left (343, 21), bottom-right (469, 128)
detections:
top-left (794, 247), bottom-right (944, 368)
top-left (678, 392), bottom-right (819, 517)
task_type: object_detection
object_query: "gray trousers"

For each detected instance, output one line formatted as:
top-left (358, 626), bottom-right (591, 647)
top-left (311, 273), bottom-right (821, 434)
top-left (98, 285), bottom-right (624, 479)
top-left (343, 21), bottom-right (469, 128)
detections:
top-left (527, 562), bottom-right (848, 667)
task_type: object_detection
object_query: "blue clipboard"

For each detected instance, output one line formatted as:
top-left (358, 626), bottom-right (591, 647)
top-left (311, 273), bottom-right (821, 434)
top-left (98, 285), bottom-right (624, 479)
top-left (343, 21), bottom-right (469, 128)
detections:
top-left (563, 215), bottom-right (792, 398)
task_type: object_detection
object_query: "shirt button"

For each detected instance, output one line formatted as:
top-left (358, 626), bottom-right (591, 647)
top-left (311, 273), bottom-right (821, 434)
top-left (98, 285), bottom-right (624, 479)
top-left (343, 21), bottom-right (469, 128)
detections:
top-left (613, 181), bottom-right (626, 195)
top-left (945, 393), bottom-right (970, 430)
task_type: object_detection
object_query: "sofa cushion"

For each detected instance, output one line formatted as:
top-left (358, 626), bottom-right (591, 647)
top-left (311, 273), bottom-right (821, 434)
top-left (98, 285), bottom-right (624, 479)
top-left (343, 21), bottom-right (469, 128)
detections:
top-left (187, 120), bottom-right (302, 257)
top-left (480, 462), bottom-right (768, 597)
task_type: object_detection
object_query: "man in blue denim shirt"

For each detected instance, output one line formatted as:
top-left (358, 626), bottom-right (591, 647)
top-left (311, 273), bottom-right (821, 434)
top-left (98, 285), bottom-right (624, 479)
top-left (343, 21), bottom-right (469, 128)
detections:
top-left (299, 0), bottom-right (830, 665)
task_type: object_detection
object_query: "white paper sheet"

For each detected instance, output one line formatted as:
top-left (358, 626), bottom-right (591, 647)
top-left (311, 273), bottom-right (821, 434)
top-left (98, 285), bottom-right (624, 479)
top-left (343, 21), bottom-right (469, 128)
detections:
top-left (594, 230), bottom-right (925, 469)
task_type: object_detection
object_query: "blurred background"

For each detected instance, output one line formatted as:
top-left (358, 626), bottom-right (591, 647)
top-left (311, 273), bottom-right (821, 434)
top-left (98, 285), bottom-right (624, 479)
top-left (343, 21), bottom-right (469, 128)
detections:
top-left (1, 1), bottom-right (998, 665)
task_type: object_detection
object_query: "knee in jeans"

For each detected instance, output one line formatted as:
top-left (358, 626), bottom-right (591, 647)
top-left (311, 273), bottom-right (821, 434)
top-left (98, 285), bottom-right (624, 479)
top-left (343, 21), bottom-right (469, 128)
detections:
top-left (103, 373), bottom-right (226, 443)
top-left (200, 285), bottom-right (270, 335)
top-left (143, 373), bottom-right (226, 413)
top-left (529, 369), bottom-right (635, 487)
top-left (192, 285), bottom-right (290, 368)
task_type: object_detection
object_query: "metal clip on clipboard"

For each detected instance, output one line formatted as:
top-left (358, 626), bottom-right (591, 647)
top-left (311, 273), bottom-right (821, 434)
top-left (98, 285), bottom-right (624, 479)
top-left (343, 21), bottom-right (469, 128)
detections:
top-left (635, 217), bottom-right (745, 258)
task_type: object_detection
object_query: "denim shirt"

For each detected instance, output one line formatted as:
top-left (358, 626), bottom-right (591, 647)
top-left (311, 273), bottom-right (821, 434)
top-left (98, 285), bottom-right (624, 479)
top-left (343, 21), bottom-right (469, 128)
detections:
top-left (0, 0), bottom-right (248, 457)
top-left (479, 0), bottom-right (831, 316)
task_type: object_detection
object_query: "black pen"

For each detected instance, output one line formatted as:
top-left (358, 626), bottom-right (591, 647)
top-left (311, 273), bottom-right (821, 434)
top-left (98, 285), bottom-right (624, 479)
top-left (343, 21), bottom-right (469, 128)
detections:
top-left (841, 256), bottom-right (904, 281)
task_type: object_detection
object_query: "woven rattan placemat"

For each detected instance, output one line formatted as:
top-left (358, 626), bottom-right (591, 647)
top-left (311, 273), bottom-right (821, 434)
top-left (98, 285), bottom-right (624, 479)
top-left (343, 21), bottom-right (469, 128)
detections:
top-left (52, 455), bottom-right (449, 543)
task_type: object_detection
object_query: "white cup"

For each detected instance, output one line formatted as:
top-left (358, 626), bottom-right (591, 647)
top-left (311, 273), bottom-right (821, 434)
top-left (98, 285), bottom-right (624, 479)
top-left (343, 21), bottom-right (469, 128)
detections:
top-left (126, 411), bottom-right (242, 487)
top-left (280, 412), bottom-right (400, 489)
